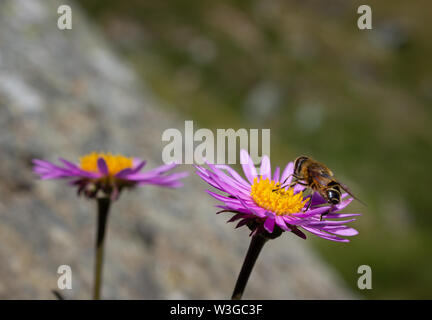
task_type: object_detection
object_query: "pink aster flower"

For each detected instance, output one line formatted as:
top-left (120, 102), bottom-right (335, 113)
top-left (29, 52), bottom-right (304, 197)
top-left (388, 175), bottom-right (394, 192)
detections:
top-left (195, 149), bottom-right (360, 299)
top-left (33, 152), bottom-right (188, 200)
top-left (33, 152), bottom-right (188, 300)
top-left (195, 149), bottom-right (359, 242)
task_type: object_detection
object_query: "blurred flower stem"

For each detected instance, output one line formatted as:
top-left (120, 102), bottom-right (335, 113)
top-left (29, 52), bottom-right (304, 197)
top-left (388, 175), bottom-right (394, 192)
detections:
top-left (93, 197), bottom-right (111, 300)
top-left (231, 234), bottom-right (268, 300)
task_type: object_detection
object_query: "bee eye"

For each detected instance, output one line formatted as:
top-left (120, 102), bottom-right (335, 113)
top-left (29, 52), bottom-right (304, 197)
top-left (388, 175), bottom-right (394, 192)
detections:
top-left (294, 156), bottom-right (308, 174)
top-left (327, 189), bottom-right (340, 204)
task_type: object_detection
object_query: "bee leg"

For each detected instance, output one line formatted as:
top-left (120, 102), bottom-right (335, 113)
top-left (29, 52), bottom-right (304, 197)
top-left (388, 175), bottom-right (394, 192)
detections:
top-left (288, 181), bottom-right (308, 189)
top-left (303, 196), bottom-right (313, 212)
top-left (272, 175), bottom-right (294, 191)
top-left (273, 180), bottom-right (307, 192)
top-left (320, 210), bottom-right (330, 221)
top-left (296, 181), bottom-right (308, 186)
top-left (280, 174), bottom-right (293, 186)
top-left (272, 174), bottom-right (303, 192)
top-left (272, 182), bottom-right (294, 192)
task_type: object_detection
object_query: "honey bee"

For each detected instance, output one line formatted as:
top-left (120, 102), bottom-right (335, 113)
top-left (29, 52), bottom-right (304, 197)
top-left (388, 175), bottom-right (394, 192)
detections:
top-left (274, 156), bottom-right (363, 217)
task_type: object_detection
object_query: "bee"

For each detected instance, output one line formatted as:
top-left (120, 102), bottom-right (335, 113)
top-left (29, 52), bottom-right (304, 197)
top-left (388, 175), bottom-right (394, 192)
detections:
top-left (274, 156), bottom-right (363, 217)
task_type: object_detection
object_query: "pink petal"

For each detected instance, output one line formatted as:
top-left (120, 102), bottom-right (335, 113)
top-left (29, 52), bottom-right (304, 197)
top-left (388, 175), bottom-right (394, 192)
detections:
top-left (259, 155), bottom-right (271, 180)
top-left (322, 226), bottom-right (359, 236)
top-left (264, 217), bottom-right (275, 233)
top-left (97, 157), bottom-right (109, 175)
top-left (214, 164), bottom-right (251, 188)
top-left (280, 162), bottom-right (294, 185)
top-left (275, 215), bottom-right (290, 231)
top-left (273, 166), bottom-right (280, 182)
top-left (240, 149), bottom-right (257, 184)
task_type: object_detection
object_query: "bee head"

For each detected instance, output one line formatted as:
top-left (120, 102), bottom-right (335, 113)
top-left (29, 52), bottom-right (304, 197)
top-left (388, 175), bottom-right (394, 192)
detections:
top-left (294, 156), bottom-right (309, 176)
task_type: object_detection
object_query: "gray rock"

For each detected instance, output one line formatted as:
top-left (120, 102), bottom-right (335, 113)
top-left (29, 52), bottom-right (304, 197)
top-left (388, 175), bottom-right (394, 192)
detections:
top-left (0, 0), bottom-right (354, 299)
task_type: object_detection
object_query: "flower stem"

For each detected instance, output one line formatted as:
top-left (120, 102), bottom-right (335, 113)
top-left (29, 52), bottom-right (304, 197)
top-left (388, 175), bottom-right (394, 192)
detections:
top-left (93, 197), bottom-right (111, 300)
top-left (231, 234), bottom-right (268, 300)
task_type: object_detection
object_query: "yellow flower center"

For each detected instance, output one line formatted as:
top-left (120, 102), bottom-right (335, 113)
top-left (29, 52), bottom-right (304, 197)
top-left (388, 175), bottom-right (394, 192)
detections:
top-left (250, 177), bottom-right (307, 216)
top-left (80, 152), bottom-right (134, 176)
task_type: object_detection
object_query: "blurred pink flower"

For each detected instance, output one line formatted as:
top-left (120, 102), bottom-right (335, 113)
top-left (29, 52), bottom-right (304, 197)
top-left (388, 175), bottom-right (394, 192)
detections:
top-left (33, 152), bottom-right (188, 200)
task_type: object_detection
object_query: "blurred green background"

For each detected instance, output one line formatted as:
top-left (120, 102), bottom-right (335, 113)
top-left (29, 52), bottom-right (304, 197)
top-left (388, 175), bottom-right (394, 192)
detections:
top-left (76, 0), bottom-right (432, 299)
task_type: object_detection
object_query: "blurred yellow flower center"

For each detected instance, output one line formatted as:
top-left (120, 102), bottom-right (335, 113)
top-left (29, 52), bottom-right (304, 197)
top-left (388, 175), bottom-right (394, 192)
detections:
top-left (250, 177), bottom-right (307, 216)
top-left (80, 152), bottom-right (133, 175)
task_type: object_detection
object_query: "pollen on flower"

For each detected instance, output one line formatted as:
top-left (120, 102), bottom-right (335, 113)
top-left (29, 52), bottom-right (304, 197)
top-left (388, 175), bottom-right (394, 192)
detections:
top-left (80, 152), bottom-right (133, 175)
top-left (250, 177), bottom-right (307, 216)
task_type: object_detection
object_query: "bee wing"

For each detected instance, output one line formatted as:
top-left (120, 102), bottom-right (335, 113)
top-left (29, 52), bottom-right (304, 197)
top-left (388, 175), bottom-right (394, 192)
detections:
top-left (336, 181), bottom-right (367, 206)
top-left (309, 165), bottom-right (332, 186)
top-left (316, 174), bottom-right (332, 185)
